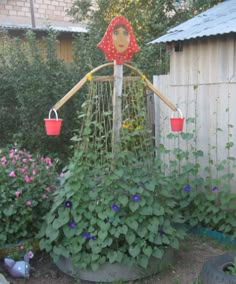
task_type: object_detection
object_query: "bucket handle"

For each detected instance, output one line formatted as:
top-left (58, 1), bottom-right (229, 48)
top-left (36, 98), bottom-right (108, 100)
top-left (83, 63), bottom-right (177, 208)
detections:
top-left (171, 108), bottom-right (183, 118)
top-left (48, 108), bottom-right (59, 120)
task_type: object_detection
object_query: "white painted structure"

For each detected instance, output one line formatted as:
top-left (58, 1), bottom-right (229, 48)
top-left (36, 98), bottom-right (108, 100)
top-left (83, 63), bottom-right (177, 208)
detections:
top-left (153, 36), bottom-right (236, 191)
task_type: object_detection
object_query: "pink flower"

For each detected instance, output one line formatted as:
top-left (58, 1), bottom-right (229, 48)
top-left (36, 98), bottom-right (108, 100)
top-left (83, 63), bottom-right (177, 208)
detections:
top-left (42, 194), bottom-right (48, 199)
top-left (11, 159), bottom-right (16, 165)
top-left (44, 157), bottom-right (52, 165)
top-left (24, 175), bottom-right (34, 182)
top-left (26, 201), bottom-right (32, 206)
top-left (25, 175), bottom-right (30, 183)
top-left (50, 184), bottom-right (56, 189)
top-left (1, 156), bottom-right (7, 165)
top-left (9, 171), bottom-right (16, 177)
top-left (9, 152), bottom-right (14, 158)
top-left (27, 251), bottom-right (34, 259)
top-left (15, 191), bottom-right (21, 197)
top-left (22, 158), bottom-right (27, 163)
top-left (45, 187), bottom-right (51, 192)
top-left (60, 172), bottom-right (65, 177)
top-left (32, 168), bottom-right (38, 175)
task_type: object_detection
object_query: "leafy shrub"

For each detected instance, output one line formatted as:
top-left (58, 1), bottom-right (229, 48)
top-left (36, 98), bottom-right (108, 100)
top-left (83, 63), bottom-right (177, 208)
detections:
top-left (0, 146), bottom-right (59, 243)
top-left (39, 147), bottom-right (188, 270)
top-left (39, 81), bottom-right (188, 271)
top-left (0, 30), bottom-right (83, 160)
top-left (164, 132), bottom-right (236, 238)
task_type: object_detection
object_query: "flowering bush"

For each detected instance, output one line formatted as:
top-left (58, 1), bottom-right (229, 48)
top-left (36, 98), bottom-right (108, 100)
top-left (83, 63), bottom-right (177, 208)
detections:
top-left (39, 83), bottom-right (236, 273)
top-left (0, 147), bottom-right (59, 244)
top-left (39, 86), bottom-right (187, 272)
top-left (39, 147), bottom-right (188, 271)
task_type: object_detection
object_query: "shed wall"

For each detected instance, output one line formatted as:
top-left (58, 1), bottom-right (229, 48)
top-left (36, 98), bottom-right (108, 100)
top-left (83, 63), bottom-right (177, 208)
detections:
top-left (154, 36), bottom-right (236, 191)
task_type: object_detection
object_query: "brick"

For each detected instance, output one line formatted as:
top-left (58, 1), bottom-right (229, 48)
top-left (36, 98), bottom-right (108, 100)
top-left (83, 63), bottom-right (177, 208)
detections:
top-left (55, 6), bottom-right (63, 11)
top-left (5, 5), bottom-right (13, 10)
top-left (9, 10), bottom-right (17, 15)
top-left (17, 2), bottom-right (25, 7)
top-left (17, 11), bottom-right (26, 16)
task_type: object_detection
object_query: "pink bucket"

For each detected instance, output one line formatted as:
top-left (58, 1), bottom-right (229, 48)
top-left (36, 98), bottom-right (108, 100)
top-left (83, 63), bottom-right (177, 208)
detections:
top-left (170, 108), bottom-right (184, 132)
top-left (44, 109), bottom-right (63, 136)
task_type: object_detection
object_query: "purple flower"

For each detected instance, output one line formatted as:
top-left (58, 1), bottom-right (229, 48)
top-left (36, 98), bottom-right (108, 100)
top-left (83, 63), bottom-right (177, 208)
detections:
top-left (64, 200), bottom-right (72, 208)
top-left (184, 184), bottom-right (191, 192)
top-left (111, 203), bottom-right (121, 212)
top-left (212, 186), bottom-right (219, 192)
top-left (82, 232), bottom-right (96, 240)
top-left (132, 194), bottom-right (141, 202)
top-left (68, 221), bottom-right (77, 229)
top-left (159, 229), bottom-right (165, 236)
top-left (82, 232), bottom-right (91, 239)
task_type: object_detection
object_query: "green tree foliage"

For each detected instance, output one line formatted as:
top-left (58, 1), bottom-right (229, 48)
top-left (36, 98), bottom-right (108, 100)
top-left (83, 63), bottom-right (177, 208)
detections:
top-left (69, 0), bottom-right (222, 78)
top-left (0, 30), bottom-right (83, 160)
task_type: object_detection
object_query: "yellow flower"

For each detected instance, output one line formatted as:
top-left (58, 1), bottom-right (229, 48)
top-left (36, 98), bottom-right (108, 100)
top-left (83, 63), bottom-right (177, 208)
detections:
top-left (86, 73), bottom-right (92, 81)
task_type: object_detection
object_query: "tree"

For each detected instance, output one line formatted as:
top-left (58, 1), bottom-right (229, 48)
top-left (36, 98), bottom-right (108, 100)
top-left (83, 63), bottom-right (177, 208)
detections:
top-left (69, 0), bottom-right (222, 78)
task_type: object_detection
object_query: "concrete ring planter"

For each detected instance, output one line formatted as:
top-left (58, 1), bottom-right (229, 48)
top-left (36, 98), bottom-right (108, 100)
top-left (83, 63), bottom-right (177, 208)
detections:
top-left (56, 248), bottom-right (175, 282)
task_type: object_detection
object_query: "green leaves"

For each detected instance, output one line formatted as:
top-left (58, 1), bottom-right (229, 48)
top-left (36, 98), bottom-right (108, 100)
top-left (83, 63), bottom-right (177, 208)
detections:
top-left (98, 230), bottom-right (108, 241)
top-left (128, 245), bottom-right (140, 257)
top-left (3, 207), bottom-right (16, 216)
top-left (107, 251), bottom-right (123, 263)
top-left (125, 218), bottom-right (139, 231)
top-left (118, 195), bottom-right (129, 206)
top-left (125, 231), bottom-right (136, 245)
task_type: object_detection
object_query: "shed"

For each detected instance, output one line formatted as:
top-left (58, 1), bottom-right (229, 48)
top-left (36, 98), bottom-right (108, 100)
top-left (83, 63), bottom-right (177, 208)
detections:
top-left (149, 0), bottom-right (236, 190)
top-left (0, 0), bottom-right (87, 62)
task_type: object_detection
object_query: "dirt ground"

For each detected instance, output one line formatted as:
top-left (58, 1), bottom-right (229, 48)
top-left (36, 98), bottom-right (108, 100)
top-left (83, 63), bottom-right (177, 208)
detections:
top-left (1, 234), bottom-right (233, 284)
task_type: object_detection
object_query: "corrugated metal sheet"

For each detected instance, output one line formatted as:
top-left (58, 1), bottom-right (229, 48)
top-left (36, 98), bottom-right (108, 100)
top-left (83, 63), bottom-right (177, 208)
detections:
top-left (0, 23), bottom-right (88, 34)
top-left (149, 0), bottom-right (236, 44)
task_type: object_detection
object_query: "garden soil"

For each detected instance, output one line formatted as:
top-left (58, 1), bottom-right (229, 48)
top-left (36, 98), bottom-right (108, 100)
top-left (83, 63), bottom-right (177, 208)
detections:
top-left (1, 235), bottom-right (232, 284)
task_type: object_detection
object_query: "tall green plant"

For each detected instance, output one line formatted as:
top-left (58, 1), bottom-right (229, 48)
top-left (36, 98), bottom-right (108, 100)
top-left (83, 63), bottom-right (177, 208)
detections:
top-left (39, 80), bottom-right (188, 270)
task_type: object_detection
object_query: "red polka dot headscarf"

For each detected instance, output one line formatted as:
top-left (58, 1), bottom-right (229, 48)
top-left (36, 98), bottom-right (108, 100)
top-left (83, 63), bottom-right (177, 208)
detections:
top-left (97, 16), bottom-right (140, 65)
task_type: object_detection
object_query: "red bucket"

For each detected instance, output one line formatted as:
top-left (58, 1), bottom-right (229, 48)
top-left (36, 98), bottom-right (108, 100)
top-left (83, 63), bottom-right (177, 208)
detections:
top-left (44, 109), bottom-right (63, 136)
top-left (170, 108), bottom-right (184, 132)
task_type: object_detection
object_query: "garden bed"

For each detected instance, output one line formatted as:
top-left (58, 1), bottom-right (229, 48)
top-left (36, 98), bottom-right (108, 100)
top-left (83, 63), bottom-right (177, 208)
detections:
top-left (0, 234), bottom-right (233, 284)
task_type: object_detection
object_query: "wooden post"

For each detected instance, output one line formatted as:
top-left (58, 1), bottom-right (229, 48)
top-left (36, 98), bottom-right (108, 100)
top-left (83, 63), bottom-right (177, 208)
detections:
top-left (112, 63), bottom-right (123, 153)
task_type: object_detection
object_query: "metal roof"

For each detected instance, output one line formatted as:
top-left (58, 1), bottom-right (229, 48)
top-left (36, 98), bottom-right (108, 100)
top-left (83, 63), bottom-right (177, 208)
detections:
top-left (0, 23), bottom-right (88, 34)
top-left (149, 0), bottom-right (236, 44)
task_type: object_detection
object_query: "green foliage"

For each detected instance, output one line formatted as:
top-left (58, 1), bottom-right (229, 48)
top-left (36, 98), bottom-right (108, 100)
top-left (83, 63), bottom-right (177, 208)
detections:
top-left (39, 83), bottom-right (187, 270)
top-left (0, 30), bottom-right (82, 159)
top-left (225, 256), bottom-right (236, 276)
top-left (0, 146), bottom-right (59, 243)
top-left (39, 148), bottom-right (187, 270)
top-left (39, 79), bottom-right (235, 271)
top-left (4, 241), bottom-right (34, 261)
top-left (164, 130), bottom-right (236, 239)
